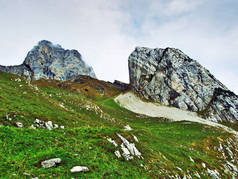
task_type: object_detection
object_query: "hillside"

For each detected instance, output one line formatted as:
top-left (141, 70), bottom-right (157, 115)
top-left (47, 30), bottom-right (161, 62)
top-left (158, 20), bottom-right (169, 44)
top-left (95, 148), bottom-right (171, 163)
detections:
top-left (0, 70), bottom-right (238, 178)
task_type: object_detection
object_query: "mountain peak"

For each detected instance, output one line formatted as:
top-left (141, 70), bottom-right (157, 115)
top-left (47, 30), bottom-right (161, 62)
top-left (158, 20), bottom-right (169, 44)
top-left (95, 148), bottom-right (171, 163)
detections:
top-left (0, 40), bottom-right (96, 81)
top-left (129, 46), bottom-right (238, 122)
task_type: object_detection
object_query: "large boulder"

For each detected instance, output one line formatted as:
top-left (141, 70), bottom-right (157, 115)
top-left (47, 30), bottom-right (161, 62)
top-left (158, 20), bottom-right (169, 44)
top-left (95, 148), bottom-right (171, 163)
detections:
top-left (128, 47), bottom-right (238, 122)
top-left (0, 40), bottom-right (96, 81)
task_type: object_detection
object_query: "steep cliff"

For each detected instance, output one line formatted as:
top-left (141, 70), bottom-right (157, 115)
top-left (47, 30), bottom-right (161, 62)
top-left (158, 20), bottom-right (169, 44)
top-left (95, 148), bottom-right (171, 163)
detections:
top-left (128, 47), bottom-right (238, 122)
top-left (0, 40), bottom-right (96, 81)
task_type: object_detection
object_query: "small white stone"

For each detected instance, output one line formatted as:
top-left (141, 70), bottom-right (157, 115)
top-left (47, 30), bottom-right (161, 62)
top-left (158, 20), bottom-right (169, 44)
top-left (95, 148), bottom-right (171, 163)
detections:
top-left (23, 172), bottom-right (30, 176)
top-left (133, 135), bottom-right (139, 142)
top-left (189, 156), bottom-right (194, 163)
top-left (114, 150), bottom-right (121, 158)
top-left (70, 166), bottom-right (89, 173)
top-left (107, 138), bottom-right (118, 147)
top-left (124, 125), bottom-right (132, 131)
top-left (41, 158), bottom-right (61, 168)
top-left (60, 126), bottom-right (64, 129)
top-left (45, 121), bottom-right (53, 130)
top-left (202, 163), bottom-right (206, 168)
top-left (16, 122), bottom-right (23, 128)
top-left (31, 124), bottom-right (36, 129)
top-left (54, 124), bottom-right (59, 129)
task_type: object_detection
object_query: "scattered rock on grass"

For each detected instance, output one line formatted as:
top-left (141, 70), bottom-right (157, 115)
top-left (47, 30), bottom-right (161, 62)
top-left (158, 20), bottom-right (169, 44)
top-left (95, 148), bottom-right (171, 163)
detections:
top-left (41, 158), bottom-right (61, 168)
top-left (124, 125), bottom-right (132, 131)
top-left (45, 121), bottom-right (53, 130)
top-left (70, 166), bottom-right (89, 173)
top-left (207, 169), bottom-right (220, 179)
top-left (114, 150), bottom-right (121, 158)
top-left (5, 115), bottom-right (12, 121)
top-left (107, 137), bottom-right (118, 147)
top-left (32, 119), bottom-right (63, 130)
top-left (117, 133), bottom-right (142, 160)
top-left (16, 122), bottom-right (23, 128)
top-left (133, 135), bottom-right (139, 142)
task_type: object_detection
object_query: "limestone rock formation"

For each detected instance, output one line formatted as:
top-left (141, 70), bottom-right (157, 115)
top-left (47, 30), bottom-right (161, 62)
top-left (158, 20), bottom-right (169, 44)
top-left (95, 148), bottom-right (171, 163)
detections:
top-left (41, 158), bottom-right (61, 168)
top-left (0, 40), bottom-right (96, 81)
top-left (128, 47), bottom-right (238, 122)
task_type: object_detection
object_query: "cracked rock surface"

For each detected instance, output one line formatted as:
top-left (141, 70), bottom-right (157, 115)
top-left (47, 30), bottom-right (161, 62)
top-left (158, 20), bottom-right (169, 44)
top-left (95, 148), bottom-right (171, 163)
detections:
top-left (129, 47), bottom-right (238, 122)
top-left (0, 40), bottom-right (96, 81)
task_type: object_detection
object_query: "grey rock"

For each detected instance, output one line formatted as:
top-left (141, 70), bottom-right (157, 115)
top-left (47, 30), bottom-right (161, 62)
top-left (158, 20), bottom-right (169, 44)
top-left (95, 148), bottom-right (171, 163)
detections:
top-left (133, 135), bottom-right (139, 143)
top-left (128, 47), bottom-right (238, 122)
top-left (113, 80), bottom-right (130, 91)
top-left (107, 137), bottom-right (118, 147)
top-left (70, 166), bottom-right (89, 173)
top-left (121, 143), bottom-right (133, 160)
top-left (54, 124), bottom-right (59, 129)
top-left (117, 133), bottom-right (142, 160)
top-left (207, 169), bottom-right (220, 179)
top-left (16, 122), bottom-right (23, 128)
top-left (0, 40), bottom-right (96, 81)
top-left (41, 158), bottom-right (61, 168)
top-left (45, 121), bottom-right (53, 130)
top-left (33, 119), bottom-right (59, 130)
top-left (5, 115), bottom-right (12, 121)
top-left (33, 119), bottom-right (45, 128)
top-left (114, 150), bottom-right (121, 158)
top-left (23, 172), bottom-right (30, 176)
top-left (124, 125), bottom-right (132, 131)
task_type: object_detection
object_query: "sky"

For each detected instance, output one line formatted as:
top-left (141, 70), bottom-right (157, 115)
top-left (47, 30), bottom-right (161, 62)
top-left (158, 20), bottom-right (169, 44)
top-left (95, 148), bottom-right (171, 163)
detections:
top-left (0, 0), bottom-right (238, 94)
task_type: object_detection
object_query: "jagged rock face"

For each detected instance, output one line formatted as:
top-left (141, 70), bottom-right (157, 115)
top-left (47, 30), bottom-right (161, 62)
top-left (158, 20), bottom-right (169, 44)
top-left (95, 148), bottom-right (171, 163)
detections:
top-left (129, 47), bottom-right (238, 122)
top-left (113, 80), bottom-right (130, 91)
top-left (0, 40), bottom-right (96, 81)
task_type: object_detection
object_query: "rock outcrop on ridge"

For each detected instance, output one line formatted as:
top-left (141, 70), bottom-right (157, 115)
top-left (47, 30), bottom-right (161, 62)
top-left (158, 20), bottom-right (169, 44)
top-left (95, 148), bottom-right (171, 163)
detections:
top-left (128, 47), bottom-right (238, 122)
top-left (0, 40), bottom-right (96, 81)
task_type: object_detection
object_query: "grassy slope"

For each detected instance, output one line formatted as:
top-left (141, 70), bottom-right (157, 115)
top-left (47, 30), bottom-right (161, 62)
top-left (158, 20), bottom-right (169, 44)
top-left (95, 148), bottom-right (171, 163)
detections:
top-left (0, 71), bottom-right (237, 178)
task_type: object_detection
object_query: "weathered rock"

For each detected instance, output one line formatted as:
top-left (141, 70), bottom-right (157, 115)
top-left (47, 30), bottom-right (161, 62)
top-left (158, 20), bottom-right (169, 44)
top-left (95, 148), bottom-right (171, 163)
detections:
top-left (53, 124), bottom-right (59, 129)
top-left (34, 119), bottom-right (45, 128)
top-left (107, 137), bottom-right (118, 147)
top-left (0, 40), bottom-right (96, 81)
top-left (133, 135), bottom-right (139, 143)
top-left (45, 121), bottom-right (53, 130)
top-left (207, 169), bottom-right (220, 179)
top-left (114, 150), bottom-right (121, 158)
top-left (113, 80), bottom-right (130, 91)
top-left (117, 133), bottom-right (142, 160)
top-left (128, 47), bottom-right (238, 122)
top-left (5, 115), bottom-right (12, 121)
top-left (41, 158), bottom-right (61, 168)
top-left (16, 122), bottom-right (23, 128)
top-left (124, 125), bottom-right (132, 131)
top-left (33, 119), bottom-right (59, 130)
top-left (70, 166), bottom-right (89, 173)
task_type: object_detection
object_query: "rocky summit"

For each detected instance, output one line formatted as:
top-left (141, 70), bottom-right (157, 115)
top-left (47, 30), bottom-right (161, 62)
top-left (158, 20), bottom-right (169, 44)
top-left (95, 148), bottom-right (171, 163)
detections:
top-left (128, 47), bottom-right (238, 122)
top-left (0, 40), bottom-right (96, 81)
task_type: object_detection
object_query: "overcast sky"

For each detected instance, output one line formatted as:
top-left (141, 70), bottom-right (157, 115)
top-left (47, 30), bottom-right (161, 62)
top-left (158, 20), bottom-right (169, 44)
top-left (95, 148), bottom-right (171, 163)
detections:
top-left (0, 0), bottom-right (238, 94)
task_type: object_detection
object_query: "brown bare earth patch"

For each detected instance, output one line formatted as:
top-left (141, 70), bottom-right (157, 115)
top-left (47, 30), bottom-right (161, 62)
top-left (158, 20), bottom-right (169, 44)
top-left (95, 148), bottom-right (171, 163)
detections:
top-left (33, 75), bottom-right (124, 98)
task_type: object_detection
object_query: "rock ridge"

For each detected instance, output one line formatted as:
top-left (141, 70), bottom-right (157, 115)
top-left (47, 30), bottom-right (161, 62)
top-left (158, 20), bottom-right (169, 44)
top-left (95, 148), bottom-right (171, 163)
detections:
top-left (128, 47), bottom-right (238, 122)
top-left (0, 40), bottom-right (96, 81)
